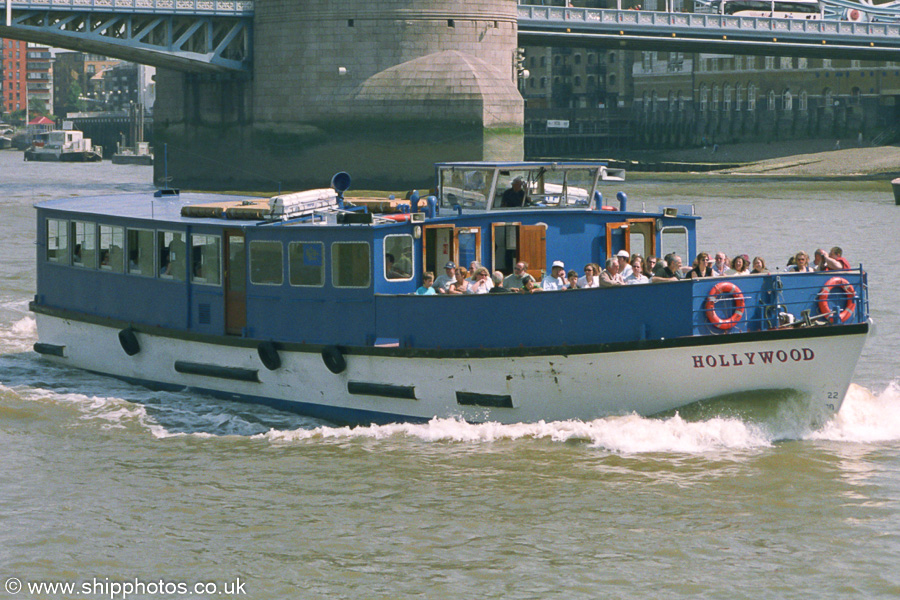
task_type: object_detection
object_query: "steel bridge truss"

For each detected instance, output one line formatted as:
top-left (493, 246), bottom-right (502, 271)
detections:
top-left (3, 8), bottom-right (251, 72)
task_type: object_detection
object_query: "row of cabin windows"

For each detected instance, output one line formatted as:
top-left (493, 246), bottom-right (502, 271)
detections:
top-left (45, 219), bottom-right (411, 289)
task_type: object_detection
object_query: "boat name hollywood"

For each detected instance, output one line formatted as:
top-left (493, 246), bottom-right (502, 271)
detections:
top-left (692, 348), bottom-right (814, 368)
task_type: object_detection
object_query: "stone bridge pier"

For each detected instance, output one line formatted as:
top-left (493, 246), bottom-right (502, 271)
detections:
top-left (153, 0), bottom-right (523, 191)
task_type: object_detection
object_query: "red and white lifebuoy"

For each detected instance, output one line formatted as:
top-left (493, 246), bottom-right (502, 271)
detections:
top-left (817, 277), bottom-right (856, 323)
top-left (704, 281), bottom-right (745, 330)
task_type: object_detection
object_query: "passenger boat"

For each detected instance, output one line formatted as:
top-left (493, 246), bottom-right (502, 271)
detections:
top-left (24, 129), bottom-right (102, 162)
top-left (30, 161), bottom-right (870, 425)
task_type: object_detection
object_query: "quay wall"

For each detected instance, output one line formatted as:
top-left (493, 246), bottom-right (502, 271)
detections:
top-left (153, 0), bottom-right (524, 191)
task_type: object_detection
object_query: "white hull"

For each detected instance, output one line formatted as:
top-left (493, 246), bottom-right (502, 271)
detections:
top-left (34, 314), bottom-right (867, 424)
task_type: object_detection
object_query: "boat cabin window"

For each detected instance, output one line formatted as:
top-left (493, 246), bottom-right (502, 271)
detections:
top-left (384, 234), bottom-right (413, 280)
top-left (332, 242), bottom-right (371, 288)
top-left (46, 219), bottom-right (69, 265)
top-left (659, 226), bottom-right (689, 262)
top-left (250, 241), bottom-right (283, 286)
top-left (99, 225), bottom-right (125, 273)
top-left (288, 241), bottom-right (324, 287)
top-left (191, 234), bottom-right (221, 285)
top-left (158, 231), bottom-right (186, 281)
top-left (127, 229), bottom-right (155, 276)
top-left (441, 168), bottom-right (494, 211)
top-left (71, 221), bottom-right (97, 269)
top-left (493, 168), bottom-right (595, 209)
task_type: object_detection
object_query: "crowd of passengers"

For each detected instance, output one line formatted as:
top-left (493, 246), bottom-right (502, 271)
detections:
top-left (414, 246), bottom-right (852, 295)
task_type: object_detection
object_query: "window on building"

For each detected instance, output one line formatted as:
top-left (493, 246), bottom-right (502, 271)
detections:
top-left (250, 240), bottom-right (283, 285)
top-left (735, 84), bottom-right (743, 111)
top-left (288, 241), bottom-right (324, 286)
top-left (127, 229), bottom-right (154, 276)
top-left (712, 85), bottom-right (720, 111)
top-left (332, 242), bottom-right (371, 288)
top-left (766, 57), bottom-right (775, 70)
top-left (748, 84), bottom-right (756, 111)
top-left (191, 234), bottom-right (221, 285)
top-left (46, 219), bottom-right (69, 265)
top-left (768, 90), bottom-right (776, 110)
top-left (159, 231), bottom-right (186, 281)
top-left (99, 224), bottom-right (125, 273)
top-left (782, 89), bottom-right (792, 111)
top-left (799, 90), bottom-right (808, 111)
top-left (71, 221), bottom-right (97, 268)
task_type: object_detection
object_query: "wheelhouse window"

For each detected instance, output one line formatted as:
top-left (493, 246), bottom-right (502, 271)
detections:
top-left (46, 218), bottom-right (68, 265)
top-left (158, 231), bottom-right (186, 281)
top-left (99, 225), bottom-right (124, 273)
top-left (383, 235), bottom-right (413, 280)
top-left (191, 234), bottom-right (221, 285)
top-left (332, 242), bottom-right (371, 288)
top-left (250, 241), bottom-right (283, 286)
top-left (127, 229), bottom-right (154, 276)
top-left (660, 226), bottom-right (689, 263)
top-left (71, 221), bottom-right (97, 268)
top-left (289, 242), bottom-right (324, 286)
top-left (440, 168), bottom-right (494, 210)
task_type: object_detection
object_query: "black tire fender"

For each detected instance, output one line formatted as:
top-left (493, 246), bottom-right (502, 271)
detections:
top-left (118, 327), bottom-right (141, 356)
top-left (321, 346), bottom-right (346, 374)
top-left (257, 341), bottom-right (281, 371)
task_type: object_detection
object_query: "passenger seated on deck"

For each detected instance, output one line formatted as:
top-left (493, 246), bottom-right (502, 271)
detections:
top-left (816, 246), bottom-right (852, 271)
top-left (787, 251), bottom-right (814, 273)
top-left (751, 256), bottom-right (769, 274)
top-left (599, 257), bottom-right (625, 286)
top-left (652, 254), bottom-right (685, 282)
top-left (725, 255), bottom-right (749, 276)
top-left (415, 272), bottom-right (436, 295)
top-left (499, 176), bottom-right (527, 208)
top-left (434, 262), bottom-right (456, 294)
top-left (503, 262), bottom-right (528, 291)
top-left (566, 270), bottom-right (579, 290)
top-left (448, 267), bottom-right (471, 294)
top-left (489, 271), bottom-right (513, 293)
top-left (522, 274), bottom-right (541, 294)
top-left (541, 260), bottom-right (567, 291)
top-left (645, 256), bottom-right (658, 275)
top-left (616, 250), bottom-right (633, 280)
top-left (688, 252), bottom-right (713, 279)
top-left (711, 252), bottom-right (729, 277)
top-left (577, 263), bottom-right (599, 289)
top-left (468, 267), bottom-right (492, 294)
top-left (625, 256), bottom-right (650, 284)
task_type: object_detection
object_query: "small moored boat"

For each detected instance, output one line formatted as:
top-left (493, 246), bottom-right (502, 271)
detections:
top-left (24, 129), bottom-right (102, 162)
top-left (30, 161), bottom-right (870, 424)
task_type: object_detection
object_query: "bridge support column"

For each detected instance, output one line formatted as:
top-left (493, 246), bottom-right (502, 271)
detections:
top-left (153, 0), bottom-right (524, 191)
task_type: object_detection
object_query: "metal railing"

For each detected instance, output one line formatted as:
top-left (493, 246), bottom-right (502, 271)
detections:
top-left (7, 0), bottom-right (254, 16)
top-left (518, 6), bottom-right (900, 39)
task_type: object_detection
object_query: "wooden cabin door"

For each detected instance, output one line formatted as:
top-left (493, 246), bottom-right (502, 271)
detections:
top-left (518, 224), bottom-right (546, 280)
top-left (605, 222), bottom-right (630, 260)
top-left (224, 230), bottom-right (246, 335)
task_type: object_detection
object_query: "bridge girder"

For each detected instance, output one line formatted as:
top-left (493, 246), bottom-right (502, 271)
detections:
top-left (0, 10), bottom-right (251, 72)
top-left (518, 7), bottom-right (900, 62)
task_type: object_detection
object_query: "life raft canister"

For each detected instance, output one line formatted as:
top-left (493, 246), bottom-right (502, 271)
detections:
top-left (817, 277), bottom-right (856, 323)
top-left (704, 281), bottom-right (745, 330)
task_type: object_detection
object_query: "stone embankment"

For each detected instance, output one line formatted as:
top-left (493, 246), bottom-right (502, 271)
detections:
top-left (610, 140), bottom-right (900, 178)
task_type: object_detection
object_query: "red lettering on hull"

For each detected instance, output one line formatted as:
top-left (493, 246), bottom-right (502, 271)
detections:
top-left (692, 348), bottom-right (815, 368)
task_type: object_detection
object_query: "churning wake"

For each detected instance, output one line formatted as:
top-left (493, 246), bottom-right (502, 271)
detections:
top-left (3, 316), bottom-right (899, 453)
